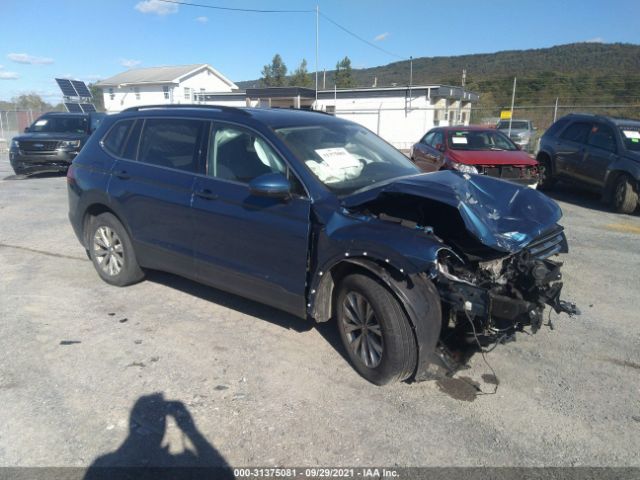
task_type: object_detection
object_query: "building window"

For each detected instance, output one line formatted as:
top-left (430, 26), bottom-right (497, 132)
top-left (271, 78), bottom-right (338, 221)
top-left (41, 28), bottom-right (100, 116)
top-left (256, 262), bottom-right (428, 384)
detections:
top-left (184, 87), bottom-right (191, 101)
top-left (108, 88), bottom-right (114, 100)
top-left (163, 86), bottom-right (169, 100)
top-left (461, 112), bottom-right (467, 124)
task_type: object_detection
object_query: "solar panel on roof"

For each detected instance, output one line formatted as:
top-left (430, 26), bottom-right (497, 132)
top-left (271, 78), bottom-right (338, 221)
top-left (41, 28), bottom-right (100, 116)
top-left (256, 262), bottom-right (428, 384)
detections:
top-left (65, 103), bottom-right (83, 113)
top-left (56, 78), bottom-right (78, 97)
top-left (71, 80), bottom-right (92, 98)
top-left (79, 103), bottom-right (96, 113)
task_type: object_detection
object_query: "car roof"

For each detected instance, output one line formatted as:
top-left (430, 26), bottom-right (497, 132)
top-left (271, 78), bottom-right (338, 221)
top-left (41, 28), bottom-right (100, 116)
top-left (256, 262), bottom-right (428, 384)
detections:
top-left (562, 113), bottom-right (640, 126)
top-left (438, 125), bottom-right (499, 132)
top-left (117, 105), bottom-right (352, 129)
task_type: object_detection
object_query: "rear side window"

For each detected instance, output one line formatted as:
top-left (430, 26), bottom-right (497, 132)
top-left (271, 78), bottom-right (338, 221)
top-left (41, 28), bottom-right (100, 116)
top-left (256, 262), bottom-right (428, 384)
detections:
top-left (560, 122), bottom-right (591, 144)
top-left (588, 124), bottom-right (616, 152)
top-left (545, 118), bottom-right (570, 137)
top-left (102, 120), bottom-right (134, 157)
top-left (138, 118), bottom-right (205, 173)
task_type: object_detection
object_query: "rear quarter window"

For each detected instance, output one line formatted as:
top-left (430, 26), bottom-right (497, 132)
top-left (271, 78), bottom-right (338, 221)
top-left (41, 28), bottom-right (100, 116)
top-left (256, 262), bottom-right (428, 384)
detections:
top-left (102, 120), bottom-right (134, 157)
top-left (559, 122), bottom-right (591, 144)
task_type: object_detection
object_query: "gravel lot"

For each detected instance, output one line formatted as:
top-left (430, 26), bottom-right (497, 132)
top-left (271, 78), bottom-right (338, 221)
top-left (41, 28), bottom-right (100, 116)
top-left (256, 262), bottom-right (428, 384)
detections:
top-left (1, 154), bottom-right (639, 469)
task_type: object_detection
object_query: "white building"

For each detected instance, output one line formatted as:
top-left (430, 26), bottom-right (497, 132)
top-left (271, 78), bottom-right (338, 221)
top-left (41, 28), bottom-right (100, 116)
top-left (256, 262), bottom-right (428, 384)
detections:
top-left (96, 64), bottom-right (238, 113)
top-left (201, 85), bottom-right (479, 151)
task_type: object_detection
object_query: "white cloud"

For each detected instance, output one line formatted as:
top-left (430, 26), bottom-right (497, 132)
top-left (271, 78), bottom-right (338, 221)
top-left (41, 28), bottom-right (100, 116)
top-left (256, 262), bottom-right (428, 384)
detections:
top-left (120, 58), bottom-right (142, 68)
top-left (0, 65), bottom-right (19, 79)
top-left (0, 71), bottom-right (20, 80)
top-left (584, 37), bottom-right (604, 43)
top-left (374, 32), bottom-right (389, 42)
top-left (135, 0), bottom-right (178, 15)
top-left (195, 16), bottom-right (208, 23)
top-left (7, 53), bottom-right (54, 65)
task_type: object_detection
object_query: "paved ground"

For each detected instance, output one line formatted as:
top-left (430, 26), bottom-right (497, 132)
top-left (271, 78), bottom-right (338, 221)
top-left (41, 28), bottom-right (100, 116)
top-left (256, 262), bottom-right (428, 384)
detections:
top-left (1, 155), bottom-right (639, 468)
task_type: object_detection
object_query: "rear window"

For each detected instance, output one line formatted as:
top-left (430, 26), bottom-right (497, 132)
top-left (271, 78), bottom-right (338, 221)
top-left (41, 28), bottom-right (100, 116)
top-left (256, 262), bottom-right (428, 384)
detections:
top-left (138, 118), bottom-right (205, 173)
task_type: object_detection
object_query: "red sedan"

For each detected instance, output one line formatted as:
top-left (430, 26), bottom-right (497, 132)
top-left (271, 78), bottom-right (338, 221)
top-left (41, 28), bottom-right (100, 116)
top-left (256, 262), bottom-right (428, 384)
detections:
top-left (410, 126), bottom-right (539, 187)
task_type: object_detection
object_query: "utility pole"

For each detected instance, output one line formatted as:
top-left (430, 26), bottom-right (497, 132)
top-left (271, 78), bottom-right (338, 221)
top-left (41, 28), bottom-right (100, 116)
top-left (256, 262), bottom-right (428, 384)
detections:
top-left (315, 4), bottom-right (319, 102)
top-left (409, 56), bottom-right (413, 110)
top-left (508, 76), bottom-right (517, 136)
top-left (553, 97), bottom-right (559, 122)
top-left (457, 68), bottom-right (466, 125)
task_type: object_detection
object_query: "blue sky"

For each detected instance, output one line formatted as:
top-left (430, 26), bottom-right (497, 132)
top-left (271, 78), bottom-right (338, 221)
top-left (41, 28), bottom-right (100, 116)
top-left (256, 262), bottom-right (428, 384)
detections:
top-left (1, 0), bottom-right (639, 102)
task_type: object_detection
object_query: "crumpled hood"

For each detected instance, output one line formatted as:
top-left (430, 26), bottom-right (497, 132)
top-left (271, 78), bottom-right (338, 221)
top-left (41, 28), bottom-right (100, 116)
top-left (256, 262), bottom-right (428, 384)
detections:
top-left (342, 171), bottom-right (562, 253)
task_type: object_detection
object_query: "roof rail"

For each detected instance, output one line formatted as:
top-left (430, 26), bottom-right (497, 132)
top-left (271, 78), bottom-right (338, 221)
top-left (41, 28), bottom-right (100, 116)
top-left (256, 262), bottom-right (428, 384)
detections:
top-left (121, 104), bottom-right (251, 115)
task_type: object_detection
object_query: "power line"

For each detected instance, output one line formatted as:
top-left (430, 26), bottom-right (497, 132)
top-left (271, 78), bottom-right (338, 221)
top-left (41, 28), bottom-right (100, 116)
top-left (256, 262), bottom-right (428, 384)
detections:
top-left (157, 0), bottom-right (312, 13)
top-left (319, 12), bottom-right (406, 60)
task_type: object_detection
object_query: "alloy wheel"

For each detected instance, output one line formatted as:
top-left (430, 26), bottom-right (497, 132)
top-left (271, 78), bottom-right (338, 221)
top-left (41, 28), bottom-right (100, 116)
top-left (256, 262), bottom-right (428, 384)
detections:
top-left (93, 226), bottom-right (124, 277)
top-left (341, 291), bottom-right (384, 368)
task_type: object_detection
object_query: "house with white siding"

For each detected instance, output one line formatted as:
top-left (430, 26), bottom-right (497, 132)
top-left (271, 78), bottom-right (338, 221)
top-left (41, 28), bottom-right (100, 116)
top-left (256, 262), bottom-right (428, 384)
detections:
top-left (96, 64), bottom-right (238, 113)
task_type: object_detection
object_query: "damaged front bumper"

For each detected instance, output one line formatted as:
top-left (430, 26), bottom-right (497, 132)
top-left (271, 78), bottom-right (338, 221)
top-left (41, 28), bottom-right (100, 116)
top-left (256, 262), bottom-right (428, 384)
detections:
top-left (425, 226), bottom-right (580, 378)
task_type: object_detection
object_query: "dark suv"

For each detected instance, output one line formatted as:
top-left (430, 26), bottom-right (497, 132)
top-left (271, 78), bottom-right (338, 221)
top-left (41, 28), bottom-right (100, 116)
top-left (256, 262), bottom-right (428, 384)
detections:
top-left (10, 111), bottom-right (105, 175)
top-left (537, 114), bottom-right (640, 214)
top-left (67, 105), bottom-right (578, 385)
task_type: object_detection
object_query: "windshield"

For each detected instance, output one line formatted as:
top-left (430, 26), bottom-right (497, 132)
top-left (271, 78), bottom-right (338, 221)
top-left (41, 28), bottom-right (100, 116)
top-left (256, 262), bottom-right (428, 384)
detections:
top-left (497, 120), bottom-right (529, 130)
top-left (619, 126), bottom-right (640, 152)
top-left (275, 124), bottom-right (419, 196)
top-left (447, 130), bottom-right (518, 151)
top-left (30, 116), bottom-right (88, 134)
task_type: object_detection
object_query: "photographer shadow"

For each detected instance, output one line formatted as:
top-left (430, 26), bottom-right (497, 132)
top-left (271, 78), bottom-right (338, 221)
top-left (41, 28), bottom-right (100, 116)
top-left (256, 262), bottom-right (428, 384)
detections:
top-left (84, 392), bottom-right (233, 480)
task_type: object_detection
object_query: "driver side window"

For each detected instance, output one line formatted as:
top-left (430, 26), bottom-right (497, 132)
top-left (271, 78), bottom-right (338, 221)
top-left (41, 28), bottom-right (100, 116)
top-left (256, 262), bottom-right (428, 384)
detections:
top-left (208, 124), bottom-right (305, 195)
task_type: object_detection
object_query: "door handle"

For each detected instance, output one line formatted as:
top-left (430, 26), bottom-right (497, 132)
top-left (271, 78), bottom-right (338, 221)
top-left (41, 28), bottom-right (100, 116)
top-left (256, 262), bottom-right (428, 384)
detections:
top-left (115, 170), bottom-right (130, 180)
top-left (195, 189), bottom-right (218, 200)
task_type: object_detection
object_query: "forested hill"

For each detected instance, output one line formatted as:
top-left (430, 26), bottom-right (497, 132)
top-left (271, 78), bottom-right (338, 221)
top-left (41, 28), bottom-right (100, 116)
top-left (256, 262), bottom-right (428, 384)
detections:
top-left (237, 43), bottom-right (640, 106)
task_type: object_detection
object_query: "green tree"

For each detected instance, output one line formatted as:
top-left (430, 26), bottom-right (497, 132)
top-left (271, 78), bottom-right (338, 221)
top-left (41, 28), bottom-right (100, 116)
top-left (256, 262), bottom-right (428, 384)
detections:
top-left (88, 83), bottom-right (105, 112)
top-left (289, 59), bottom-right (312, 87)
top-left (261, 54), bottom-right (288, 87)
top-left (334, 56), bottom-right (354, 88)
top-left (11, 93), bottom-right (50, 110)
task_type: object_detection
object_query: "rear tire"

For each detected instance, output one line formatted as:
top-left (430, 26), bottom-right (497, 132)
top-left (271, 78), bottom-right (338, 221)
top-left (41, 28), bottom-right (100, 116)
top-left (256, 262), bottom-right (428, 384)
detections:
top-left (611, 174), bottom-right (638, 214)
top-left (537, 155), bottom-right (555, 191)
top-left (88, 212), bottom-right (144, 286)
top-left (336, 273), bottom-right (417, 385)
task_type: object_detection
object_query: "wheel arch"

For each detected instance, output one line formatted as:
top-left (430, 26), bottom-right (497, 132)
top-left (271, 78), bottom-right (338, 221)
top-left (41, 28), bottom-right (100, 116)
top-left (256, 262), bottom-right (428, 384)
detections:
top-left (310, 256), bottom-right (443, 381)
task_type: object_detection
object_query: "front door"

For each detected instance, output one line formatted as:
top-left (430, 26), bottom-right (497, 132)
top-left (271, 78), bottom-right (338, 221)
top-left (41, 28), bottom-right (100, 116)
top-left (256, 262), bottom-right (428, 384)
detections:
top-left (583, 123), bottom-right (618, 187)
top-left (191, 122), bottom-right (311, 317)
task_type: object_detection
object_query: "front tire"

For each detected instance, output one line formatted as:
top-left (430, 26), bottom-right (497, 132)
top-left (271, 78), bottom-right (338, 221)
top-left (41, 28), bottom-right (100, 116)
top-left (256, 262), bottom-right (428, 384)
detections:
top-left (336, 273), bottom-right (417, 385)
top-left (612, 174), bottom-right (638, 214)
top-left (537, 155), bottom-right (555, 191)
top-left (88, 212), bottom-right (144, 286)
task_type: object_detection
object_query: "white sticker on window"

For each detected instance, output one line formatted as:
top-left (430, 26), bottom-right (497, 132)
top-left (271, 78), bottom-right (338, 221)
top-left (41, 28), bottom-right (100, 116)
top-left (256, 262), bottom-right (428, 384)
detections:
top-left (451, 136), bottom-right (468, 144)
top-left (310, 147), bottom-right (363, 183)
top-left (315, 147), bottom-right (361, 169)
top-left (622, 130), bottom-right (640, 139)
top-left (34, 119), bottom-right (48, 126)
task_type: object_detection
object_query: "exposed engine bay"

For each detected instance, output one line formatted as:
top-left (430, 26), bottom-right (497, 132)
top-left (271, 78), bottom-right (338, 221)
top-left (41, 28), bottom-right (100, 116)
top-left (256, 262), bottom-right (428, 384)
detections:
top-left (353, 191), bottom-right (580, 373)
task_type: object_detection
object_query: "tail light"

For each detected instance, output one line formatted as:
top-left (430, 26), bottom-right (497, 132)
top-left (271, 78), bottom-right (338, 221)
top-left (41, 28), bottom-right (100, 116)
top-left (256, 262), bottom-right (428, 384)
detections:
top-left (66, 164), bottom-right (76, 186)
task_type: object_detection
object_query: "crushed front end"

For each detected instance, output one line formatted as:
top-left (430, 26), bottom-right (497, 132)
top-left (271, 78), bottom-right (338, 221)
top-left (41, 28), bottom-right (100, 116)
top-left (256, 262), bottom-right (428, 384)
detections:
top-left (435, 225), bottom-right (580, 354)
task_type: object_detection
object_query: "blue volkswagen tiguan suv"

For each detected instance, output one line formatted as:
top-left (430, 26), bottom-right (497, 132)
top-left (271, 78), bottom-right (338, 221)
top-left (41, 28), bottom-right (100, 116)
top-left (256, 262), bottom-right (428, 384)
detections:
top-left (67, 105), bottom-right (578, 385)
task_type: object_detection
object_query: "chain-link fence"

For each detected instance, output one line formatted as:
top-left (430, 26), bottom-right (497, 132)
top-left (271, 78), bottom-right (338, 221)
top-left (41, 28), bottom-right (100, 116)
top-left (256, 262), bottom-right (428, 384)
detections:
top-left (0, 110), bottom-right (47, 152)
top-left (469, 103), bottom-right (640, 152)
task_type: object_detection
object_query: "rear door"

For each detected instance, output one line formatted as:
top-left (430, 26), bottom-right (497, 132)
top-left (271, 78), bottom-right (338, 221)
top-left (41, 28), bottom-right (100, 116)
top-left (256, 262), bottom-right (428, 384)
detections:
top-left (107, 117), bottom-right (207, 276)
top-left (583, 122), bottom-right (618, 187)
top-left (554, 121), bottom-right (591, 180)
top-left (191, 122), bottom-right (311, 317)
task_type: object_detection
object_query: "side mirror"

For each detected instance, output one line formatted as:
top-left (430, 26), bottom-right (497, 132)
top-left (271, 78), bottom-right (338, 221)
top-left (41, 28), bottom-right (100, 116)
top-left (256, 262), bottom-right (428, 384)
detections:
top-left (248, 172), bottom-right (291, 199)
top-left (515, 144), bottom-right (522, 150)
top-left (24, 127), bottom-right (30, 133)
top-left (435, 143), bottom-right (445, 152)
